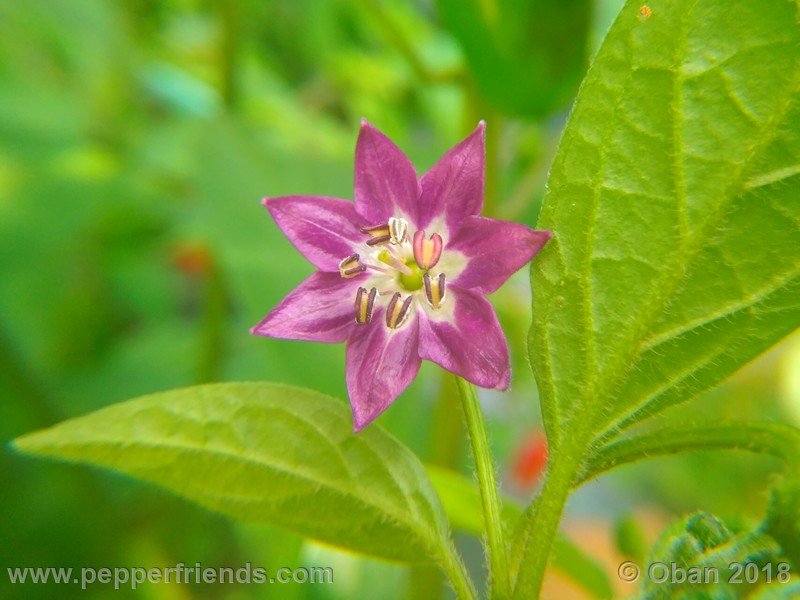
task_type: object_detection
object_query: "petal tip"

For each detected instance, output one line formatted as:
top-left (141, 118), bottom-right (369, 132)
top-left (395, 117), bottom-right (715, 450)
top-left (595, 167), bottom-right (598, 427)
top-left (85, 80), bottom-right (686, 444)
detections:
top-left (495, 371), bottom-right (511, 391)
top-left (527, 229), bottom-right (553, 253)
top-left (250, 316), bottom-right (275, 336)
top-left (351, 409), bottom-right (374, 433)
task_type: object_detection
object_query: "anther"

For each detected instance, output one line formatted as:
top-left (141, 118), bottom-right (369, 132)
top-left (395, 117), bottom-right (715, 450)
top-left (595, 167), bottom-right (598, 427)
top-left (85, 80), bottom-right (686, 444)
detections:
top-left (354, 287), bottom-right (377, 324)
top-left (413, 230), bottom-right (443, 270)
top-left (385, 292), bottom-right (414, 329)
top-left (339, 253), bottom-right (367, 278)
top-left (361, 223), bottom-right (391, 246)
top-left (423, 273), bottom-right (446, 309)
top-left (388, 217), bottom-right (409, 245)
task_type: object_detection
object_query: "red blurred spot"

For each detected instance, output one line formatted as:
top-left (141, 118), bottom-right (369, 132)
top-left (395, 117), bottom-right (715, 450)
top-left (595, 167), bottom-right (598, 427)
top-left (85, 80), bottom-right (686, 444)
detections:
top-left (511, 432), bottom-right (548, 490)
top-left (173, 243), bottom-right (214, 277)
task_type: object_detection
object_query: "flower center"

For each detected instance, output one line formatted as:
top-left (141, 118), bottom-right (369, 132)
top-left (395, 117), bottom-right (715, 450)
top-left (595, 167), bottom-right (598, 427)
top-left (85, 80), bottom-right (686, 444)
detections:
top-left (341, 218), bottom-right (447, 328)
top-left (397, 259), bottom-right (425, 291)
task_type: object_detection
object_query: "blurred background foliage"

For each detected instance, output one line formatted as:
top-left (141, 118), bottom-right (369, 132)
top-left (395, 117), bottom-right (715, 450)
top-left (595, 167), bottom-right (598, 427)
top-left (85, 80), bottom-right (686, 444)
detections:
top-left (1, 0), bottom-right (797, 598)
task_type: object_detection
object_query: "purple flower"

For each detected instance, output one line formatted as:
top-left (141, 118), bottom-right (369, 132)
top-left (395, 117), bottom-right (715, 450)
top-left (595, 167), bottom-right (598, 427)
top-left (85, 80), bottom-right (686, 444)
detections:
top-left (252, 122), bottom-right (551, 431)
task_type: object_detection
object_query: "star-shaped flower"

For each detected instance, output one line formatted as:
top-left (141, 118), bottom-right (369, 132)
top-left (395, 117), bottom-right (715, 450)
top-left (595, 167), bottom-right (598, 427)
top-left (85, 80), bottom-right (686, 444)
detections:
top-left (252, 122), bottom-right (551, 431)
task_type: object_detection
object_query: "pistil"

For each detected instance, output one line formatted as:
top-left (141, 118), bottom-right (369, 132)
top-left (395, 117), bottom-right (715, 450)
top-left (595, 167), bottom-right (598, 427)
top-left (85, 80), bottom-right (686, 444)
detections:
top-left (413, 230), bottom-right (443, 270)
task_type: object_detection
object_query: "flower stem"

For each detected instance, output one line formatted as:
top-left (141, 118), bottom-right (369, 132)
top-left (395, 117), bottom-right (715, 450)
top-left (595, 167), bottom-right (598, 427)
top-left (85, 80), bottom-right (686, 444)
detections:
top-left (454, 375), bottom-right (511, 599)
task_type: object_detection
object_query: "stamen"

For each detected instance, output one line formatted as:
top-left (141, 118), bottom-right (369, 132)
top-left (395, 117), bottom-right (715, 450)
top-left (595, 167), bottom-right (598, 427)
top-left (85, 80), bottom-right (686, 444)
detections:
top-left (413, 230), bottom-right (443, 270)
top-left (338, 253), bottom-right (366, 278)
top-left (423, 273), bottom-right (446, 309)
top-left (385, 292), bottom-right (414, 329)
top-left (361, 223), bottom-right (391, 246)
top-left (354, 287), bottom-right (377, 324)
top-left (366, 234), bottom-right (391, 246)
top-left (388, 217), bottom-right (409, 245)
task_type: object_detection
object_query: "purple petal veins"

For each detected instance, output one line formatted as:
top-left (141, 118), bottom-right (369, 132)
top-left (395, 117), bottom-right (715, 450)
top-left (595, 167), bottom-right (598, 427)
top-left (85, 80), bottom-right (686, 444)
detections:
top-left (253, 121), bottom-right (550, 430)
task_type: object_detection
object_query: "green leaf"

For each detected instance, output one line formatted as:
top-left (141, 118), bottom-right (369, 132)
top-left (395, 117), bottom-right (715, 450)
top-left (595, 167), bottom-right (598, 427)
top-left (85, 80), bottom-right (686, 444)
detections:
top-left (762, 479), bottom-right (800, 568)
top-left (529, 0), bottom-right (800, 452)
top-left (636, 512), bottom-right (791, 600)
top-left (517, 1), bottom-right (800, 595)
top-left (577, 421), bottom-right (800, 486)
top-left (427, 466), bottom-right (613, 599)
top-left (436, 0), bottom-right (591, 116)
top-left (614, 515), bottom-right (649, 562)
top-left (14, 382), bottom-right (451, 565)
top-left (550, 536), bottom-right (614, 600)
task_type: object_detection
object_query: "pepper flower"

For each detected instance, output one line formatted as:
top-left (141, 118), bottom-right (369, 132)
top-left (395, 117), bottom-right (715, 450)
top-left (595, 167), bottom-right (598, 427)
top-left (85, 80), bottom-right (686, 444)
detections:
top-left (252, 122), bottom-right (551, 431)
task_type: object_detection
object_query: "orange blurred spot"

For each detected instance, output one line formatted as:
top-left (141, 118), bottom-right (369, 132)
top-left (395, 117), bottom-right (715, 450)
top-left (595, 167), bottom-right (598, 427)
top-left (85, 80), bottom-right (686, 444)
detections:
top-left (511, 432), bottom-right (548, 490)
top-left (173, 242), bottom-right (214, 277)
top-left (638, 5), bottom-right (652, 20)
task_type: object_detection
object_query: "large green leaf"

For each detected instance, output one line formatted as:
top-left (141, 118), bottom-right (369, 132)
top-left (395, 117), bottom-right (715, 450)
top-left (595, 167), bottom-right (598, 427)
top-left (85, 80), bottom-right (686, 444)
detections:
top-left (517, 1), bottom-right (800, 596)
top-left (529, 0), bottom-right (800, 453)
top-left (436, 0), bottom-right (591, 116)
top-left (13, 382), bottom-right (451, 565)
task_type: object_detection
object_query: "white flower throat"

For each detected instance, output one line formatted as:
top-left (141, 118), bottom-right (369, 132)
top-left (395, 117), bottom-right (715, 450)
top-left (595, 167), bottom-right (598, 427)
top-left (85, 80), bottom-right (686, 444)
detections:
top-left (338, 217), bottom-right (446, 330)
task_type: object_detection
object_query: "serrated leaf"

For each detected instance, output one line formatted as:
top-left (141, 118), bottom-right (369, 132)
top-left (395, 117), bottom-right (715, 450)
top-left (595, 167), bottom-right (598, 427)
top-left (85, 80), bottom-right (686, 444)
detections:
top-left (14, 382), bottom-right (451, 564)
top-left (436, 0), bottom-right (591, 116)
top-left (529, 0), bottom-right (800, 452)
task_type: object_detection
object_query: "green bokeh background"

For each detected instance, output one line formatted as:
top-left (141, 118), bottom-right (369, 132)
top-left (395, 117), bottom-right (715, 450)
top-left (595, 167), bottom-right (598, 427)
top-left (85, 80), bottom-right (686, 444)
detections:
top-left (2, 1), bottom-right (798, 598)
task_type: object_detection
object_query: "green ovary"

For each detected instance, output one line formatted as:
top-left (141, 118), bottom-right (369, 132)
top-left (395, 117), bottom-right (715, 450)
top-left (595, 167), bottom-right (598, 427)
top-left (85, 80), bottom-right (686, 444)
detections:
top-left (398, 260), bottom-right (425, 291)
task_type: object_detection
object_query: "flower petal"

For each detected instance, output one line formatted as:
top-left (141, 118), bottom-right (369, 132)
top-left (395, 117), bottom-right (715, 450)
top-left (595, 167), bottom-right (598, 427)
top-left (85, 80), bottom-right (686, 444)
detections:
top-left (346, 313), bottom-right (421, 431)
top-left (418, 122), bottom-right (485, 233)
top-left (251, 272), bottom-right (362, 342)
top-left (448, 216), bottom-right (552, 294)
top-left (265, 195), bottom-right (367, 272)
top-left (354, 121), bottom-right (420, 225)
top-left (418, 286), bottom-right (510, 390)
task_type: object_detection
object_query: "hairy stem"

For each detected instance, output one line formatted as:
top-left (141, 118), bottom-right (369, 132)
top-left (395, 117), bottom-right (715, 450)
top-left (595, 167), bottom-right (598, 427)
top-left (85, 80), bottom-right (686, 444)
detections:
top-left (455, 376), bottom-right (510, 599)
top-left (510, 436), bottom-right (585, 599)
top-left (440, 540), bottom-right (478, 600)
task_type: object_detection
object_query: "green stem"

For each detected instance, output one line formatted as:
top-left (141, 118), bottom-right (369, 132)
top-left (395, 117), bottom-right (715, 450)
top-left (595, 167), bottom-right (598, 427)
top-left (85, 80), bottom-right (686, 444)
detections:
top-left (463, 81), bottom-right (501, 217)
top-left (440, 541), bottom-right (478, 600)
top-left (219, 0), bottom-right (240, 110)
top-left (455, 375), bottom-right (510, 599)
top-left (357, 0), bottom-right (463, 84)
top-left (198, 258), bottom-right (229, 384)
top-left (510, 440), bottom-right (584, 600)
